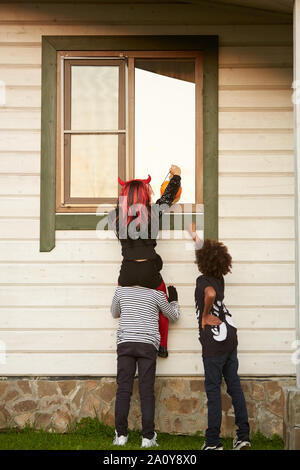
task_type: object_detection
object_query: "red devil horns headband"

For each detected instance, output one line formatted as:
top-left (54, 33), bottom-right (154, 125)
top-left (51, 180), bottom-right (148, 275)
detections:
top-left (118, 174), bottom-right (151, 186)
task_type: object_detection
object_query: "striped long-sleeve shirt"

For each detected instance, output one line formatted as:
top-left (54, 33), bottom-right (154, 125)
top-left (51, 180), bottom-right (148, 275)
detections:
top-left (111, 286), bottom-right (180, 350)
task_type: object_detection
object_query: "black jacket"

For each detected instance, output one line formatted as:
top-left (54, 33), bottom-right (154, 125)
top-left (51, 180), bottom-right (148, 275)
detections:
top-left (109, 175), bottom-right (181, 260)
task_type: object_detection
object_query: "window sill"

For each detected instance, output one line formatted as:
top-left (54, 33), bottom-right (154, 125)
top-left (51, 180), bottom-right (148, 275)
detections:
top-left (55, 212), bottom-right (203, 231)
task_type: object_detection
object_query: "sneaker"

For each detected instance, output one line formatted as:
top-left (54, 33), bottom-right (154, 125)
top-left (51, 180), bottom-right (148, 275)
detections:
top-left (233, 436), bottom-right (251, 450)
top-left (141, 431), bottom-right (159, 448)
top-left (158, 346), bottom-right (168, 358)
top-left (201, 441), bottom-right (224, 450)
top-left (113, 430), bottom-right (128, 446)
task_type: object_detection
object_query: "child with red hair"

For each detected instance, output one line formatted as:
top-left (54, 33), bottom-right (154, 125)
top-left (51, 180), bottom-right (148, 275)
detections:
top-left (109, 165), bottom-right (181, 358)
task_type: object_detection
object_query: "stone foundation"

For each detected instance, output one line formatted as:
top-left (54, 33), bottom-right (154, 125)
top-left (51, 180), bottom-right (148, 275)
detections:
top-left (0, 377), bottom-right (295, 437)
top-left (283, 387), bottom-right (300, 449)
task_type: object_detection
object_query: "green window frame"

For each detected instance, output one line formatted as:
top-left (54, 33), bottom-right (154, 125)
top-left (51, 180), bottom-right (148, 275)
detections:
top-left (40, 35), bottom-right (218, 252)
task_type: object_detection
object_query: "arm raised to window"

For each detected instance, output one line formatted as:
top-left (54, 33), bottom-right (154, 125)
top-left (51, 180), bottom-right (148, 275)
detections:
top-left (155, 165), bottom-right (181, 210)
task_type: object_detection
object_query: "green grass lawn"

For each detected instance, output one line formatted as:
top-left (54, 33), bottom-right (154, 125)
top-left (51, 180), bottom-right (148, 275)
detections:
top-left (0, 417), bottom-right (284, 450)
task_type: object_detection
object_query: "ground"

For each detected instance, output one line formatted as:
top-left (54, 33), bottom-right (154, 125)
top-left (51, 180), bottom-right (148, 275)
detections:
top-left (0, 417), bottom-right (284, 450)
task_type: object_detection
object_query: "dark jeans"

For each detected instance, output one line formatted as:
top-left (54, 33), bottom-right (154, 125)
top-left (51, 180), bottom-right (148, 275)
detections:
top-left (115, 342), bottom-right (157, 439)
top-left (203, 348), bottom-right (250, 445)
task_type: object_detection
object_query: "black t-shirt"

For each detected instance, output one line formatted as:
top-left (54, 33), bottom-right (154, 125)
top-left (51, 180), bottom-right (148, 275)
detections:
top-left (195, 275), bottom-right (238, 358)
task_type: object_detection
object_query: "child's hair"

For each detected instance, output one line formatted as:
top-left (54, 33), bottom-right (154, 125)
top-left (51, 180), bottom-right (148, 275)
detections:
top-left (195, 238), bottom-right (232, 278)
top-left (114, 179), bottom-right (152, 239)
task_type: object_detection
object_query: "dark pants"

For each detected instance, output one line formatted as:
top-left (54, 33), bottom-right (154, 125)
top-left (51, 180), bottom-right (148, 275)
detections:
top-left (115, 342), bottom-right (157, 439)
top-left (203, 348), bottom-right (250, 445)
top-left (118, 258), bottom-right (163, 289)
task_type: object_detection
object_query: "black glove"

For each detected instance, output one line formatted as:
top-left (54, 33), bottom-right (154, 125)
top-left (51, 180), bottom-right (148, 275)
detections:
top-left (167, 285), bottom-right (178, 302)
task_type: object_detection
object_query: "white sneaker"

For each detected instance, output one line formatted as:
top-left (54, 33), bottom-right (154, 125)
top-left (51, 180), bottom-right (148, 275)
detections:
top-left (233, 435), bottom-right (251, 450)
top-left (141, 431), bottom-right (159, 448)
top-left (113, 430), bottom-right (128, 446)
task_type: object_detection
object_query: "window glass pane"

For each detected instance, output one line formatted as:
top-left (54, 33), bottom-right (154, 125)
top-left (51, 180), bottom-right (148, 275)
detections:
top-left (134, 59), bottom-right (195, 204)
top-left (71, 66), bottom-right (119, 130)
top-left (70, 134), bottom-right (118, 198)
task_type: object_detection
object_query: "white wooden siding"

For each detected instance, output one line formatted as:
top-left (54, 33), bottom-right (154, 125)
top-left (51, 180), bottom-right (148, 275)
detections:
top-left (0, 3), bottom-right (296, 376)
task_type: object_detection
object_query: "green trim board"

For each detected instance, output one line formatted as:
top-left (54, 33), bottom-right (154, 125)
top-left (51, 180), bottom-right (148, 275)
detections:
top-left (56, 213), bottom-right (204, 231)
top-left (40, 35), bottom-right (218, 251)
top-left (203, 42), bottom-right (218, 243)
top-left (45, 35), bottom-right (218, 52)
top-left (40, 37), bottom-right (57, 252)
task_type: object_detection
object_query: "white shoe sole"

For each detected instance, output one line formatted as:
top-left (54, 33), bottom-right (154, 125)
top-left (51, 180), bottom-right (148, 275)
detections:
top-left (233, 442), bottom-right (251, 450)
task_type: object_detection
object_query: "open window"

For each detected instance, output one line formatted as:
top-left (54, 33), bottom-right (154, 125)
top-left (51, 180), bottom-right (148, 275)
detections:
top-left (40, 36), bottom-right (218, 251)
top-left (56, 51), bottom-right (203, 212)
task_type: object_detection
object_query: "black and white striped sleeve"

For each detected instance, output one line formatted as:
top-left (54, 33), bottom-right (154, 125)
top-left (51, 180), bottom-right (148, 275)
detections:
top-left (111, 288), bottom-right (121, 318)
top-left (155, 291), bottom-right (180, 323)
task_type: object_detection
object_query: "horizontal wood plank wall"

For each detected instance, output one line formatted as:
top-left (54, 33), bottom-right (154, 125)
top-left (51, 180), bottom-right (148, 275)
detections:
top-left (0, 3), bottom-right (295, 376)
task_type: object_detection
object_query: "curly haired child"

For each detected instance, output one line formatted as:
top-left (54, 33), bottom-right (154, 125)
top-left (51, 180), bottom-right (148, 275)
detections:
top-left (188, 225), bottom-right (251, 450)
